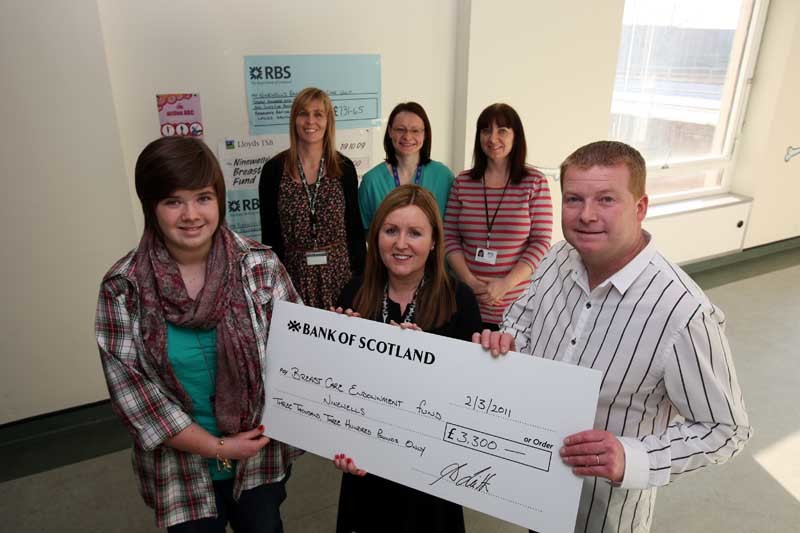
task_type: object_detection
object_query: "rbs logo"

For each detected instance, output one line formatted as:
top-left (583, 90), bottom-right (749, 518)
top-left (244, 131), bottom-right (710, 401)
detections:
top-left (227, 198), bottom-right (260, 213)
top-left (249, 65), bottom-right (292, 81)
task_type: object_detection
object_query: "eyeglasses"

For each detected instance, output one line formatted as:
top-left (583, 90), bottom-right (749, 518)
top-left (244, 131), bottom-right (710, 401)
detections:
top-left (392, 127), bottom-right (425, 136)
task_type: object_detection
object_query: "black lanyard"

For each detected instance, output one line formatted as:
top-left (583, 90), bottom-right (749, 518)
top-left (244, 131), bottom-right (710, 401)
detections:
top-left (482, 175), bottom-right (511, 249)
top-left (381, 278), bottom-right (423, 324)
top-left (297, 157), bottom-right (326, 240)
top-left (391, 164), bottom-right (423, 187)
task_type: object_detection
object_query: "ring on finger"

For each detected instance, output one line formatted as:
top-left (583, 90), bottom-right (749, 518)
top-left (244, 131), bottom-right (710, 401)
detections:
top-left (595, 454), bottom-right (601, 465)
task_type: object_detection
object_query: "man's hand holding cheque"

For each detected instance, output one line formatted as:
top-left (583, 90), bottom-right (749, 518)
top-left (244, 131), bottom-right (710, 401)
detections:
top-left (560, 430), bottom-right (625, 484)
top-left (473, 329), bottom-right (627, 485)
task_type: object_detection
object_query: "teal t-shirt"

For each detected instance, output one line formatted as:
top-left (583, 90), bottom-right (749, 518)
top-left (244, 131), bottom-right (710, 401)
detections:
top-left (166, 323), bottom-right (234, 480)
top-left (358, 160), bottom-right (454, 231)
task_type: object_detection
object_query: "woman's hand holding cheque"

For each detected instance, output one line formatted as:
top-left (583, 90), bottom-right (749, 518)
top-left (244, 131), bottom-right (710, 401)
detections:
top-left (471, 329), bottom-right (516, 357)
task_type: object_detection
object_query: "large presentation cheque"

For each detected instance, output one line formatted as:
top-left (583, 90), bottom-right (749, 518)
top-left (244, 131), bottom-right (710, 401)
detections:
top-left (262, 301), bottom-right (601, 532)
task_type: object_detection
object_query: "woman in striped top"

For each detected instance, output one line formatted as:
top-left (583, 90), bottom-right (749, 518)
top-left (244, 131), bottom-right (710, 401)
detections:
top-left (444, 103), bottom-right (553, 328)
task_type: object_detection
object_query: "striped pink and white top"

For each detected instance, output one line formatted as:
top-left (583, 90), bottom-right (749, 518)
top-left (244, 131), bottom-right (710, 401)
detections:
top-left (444, 168), bottom-right (553, 324)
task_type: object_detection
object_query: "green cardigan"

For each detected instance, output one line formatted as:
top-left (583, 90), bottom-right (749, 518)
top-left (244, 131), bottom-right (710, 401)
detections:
top-left (358, 160), bottom-right (454, 231)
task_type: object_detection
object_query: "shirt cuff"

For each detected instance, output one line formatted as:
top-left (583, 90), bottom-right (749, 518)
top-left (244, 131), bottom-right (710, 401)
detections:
top-left (617, 437), bottom-right (650, 489)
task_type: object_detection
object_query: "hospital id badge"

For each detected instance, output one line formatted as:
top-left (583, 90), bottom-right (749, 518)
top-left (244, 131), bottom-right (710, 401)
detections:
top-left (475, 247), bottom-right (497, 265)
top-left (305, 251), bottom-right (328, 266)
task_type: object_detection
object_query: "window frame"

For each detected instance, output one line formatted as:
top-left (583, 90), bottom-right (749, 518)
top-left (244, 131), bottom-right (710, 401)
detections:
top-left (610, 0), bottom-right (771, 205)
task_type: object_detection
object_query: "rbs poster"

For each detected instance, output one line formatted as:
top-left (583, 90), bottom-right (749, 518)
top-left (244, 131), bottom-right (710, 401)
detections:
top-left (244, 54), bottom-right (381, 135)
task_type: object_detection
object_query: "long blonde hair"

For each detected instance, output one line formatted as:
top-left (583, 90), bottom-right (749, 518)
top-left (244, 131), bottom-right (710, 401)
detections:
top-left (284, 87), bottom-right (342, 180)
top-left (353, 185), bottom-right (456, 330)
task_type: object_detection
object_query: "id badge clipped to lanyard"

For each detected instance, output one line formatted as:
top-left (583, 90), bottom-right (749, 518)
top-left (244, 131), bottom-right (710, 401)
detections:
top-left (476, 176), bottom-right (509, 266)
top-left (305, 251), bottom-right (328, 266)
top-left (298, 158), bottom-right (329, 266)
top-left (474, 245), bottom-right (498, 265)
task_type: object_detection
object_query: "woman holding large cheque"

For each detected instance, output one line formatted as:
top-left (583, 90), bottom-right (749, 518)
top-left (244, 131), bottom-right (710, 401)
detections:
top-left (332, 184), bottom-right (482, 533)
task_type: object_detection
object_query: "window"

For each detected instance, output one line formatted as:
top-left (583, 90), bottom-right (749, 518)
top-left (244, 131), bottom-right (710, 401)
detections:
top-left (609, 0), bottom-right (768, 200)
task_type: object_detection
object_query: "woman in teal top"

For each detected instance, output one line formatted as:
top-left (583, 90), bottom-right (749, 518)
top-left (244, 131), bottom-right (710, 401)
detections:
top-left (359, 102), bottom-right (454, 230)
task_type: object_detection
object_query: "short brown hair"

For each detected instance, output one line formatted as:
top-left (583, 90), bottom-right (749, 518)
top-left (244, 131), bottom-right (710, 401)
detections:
top-left (560, 141), bottom-right (646, 198)
top-left (285, 87), bottom-right (342, 180)
top-left (134, 136), bottom-right (226, 230)
top-left (383, 102), bottom-right (432, 166)
top-left (354, 185), bottom-right (456, 330)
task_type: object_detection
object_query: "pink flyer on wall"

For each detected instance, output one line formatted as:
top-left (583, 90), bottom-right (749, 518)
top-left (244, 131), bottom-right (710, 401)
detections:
top-left (157, 93), bottom-right (203, 137)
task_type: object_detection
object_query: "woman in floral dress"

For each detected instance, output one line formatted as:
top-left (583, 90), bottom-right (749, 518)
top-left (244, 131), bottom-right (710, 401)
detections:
top-left (259, 87), bottom-right (365, 308)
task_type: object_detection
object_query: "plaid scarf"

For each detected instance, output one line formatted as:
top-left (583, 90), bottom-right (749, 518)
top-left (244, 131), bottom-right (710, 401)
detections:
top-left (134, 226), bottom-right (261, 434)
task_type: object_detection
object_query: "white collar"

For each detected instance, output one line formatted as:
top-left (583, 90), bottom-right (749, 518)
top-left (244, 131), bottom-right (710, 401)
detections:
top-left (568, 231), bottom-right (656, 295)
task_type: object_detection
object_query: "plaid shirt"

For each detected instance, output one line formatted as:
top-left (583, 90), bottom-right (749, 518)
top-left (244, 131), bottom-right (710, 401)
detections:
top-left (95, 232), bottom-right (303, 528)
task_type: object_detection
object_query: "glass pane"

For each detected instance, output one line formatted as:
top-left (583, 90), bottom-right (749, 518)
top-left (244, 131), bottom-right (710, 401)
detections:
top-left (648, 168), bottom-right (723, 197)
top-left (610, 0), bottom-right (751, 166)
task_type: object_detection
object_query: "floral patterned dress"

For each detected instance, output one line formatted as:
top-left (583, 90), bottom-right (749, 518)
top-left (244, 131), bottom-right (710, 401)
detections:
top-left (277, 174), bottom-right (351, 309)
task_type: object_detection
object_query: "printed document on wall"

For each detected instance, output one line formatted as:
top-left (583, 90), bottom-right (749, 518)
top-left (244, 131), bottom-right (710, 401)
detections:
top-left (244, 54), bottom-right (381, 135)
top-left (217, 135), bottom-right (288, 240)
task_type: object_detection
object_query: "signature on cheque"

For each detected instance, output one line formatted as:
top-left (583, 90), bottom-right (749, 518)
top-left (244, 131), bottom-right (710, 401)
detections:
top-left (430, 462), bottom-right (496, 494)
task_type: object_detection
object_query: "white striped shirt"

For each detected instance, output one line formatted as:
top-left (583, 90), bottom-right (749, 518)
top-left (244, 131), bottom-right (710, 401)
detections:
top-left (503, 236), bottom-right (751, 533)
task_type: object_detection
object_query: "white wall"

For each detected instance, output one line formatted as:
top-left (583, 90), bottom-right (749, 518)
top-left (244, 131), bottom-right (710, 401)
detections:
top-left (460, 0), bottom-right (625, 169)
top-left (0, 1), bottom-right (136, 423)
top-left (97, 0), bottom-right (459, 234)
top-left (731, 0), bottom-right (800, 247)
top-left (2, 0), bottom-right (798, 422)
top-left (458, 0), bottom-right (626, 242)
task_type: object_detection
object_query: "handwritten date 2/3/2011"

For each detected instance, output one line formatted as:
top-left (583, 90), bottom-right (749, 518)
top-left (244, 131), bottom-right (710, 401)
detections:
top-left (465, 395), bottom-right (511, 418)
top-left (430, 462), bottom-right (496, 494)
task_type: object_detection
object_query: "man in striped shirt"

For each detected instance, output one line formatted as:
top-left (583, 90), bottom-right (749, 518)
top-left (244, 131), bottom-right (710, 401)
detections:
top-left (476, 141), bottom-right (751, 533)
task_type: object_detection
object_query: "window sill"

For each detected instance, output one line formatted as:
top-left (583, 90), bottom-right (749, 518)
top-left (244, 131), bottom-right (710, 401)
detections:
top-left (646, 193), bottom-right (752, 220)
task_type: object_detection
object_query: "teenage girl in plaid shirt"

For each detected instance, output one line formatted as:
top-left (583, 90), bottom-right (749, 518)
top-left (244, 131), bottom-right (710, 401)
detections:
top-left (96, 136), bottom-right (301, 531)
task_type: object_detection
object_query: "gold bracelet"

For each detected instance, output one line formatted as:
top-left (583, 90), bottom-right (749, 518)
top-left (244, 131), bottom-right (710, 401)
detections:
top-left (216, 438), bottom-right (233, 471)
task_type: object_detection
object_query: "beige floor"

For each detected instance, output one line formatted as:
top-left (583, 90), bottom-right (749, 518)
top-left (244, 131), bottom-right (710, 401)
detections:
top-left (0, 450), bottom-right (529, 533)
top-left (2, 263), bottom-right (799, 532)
